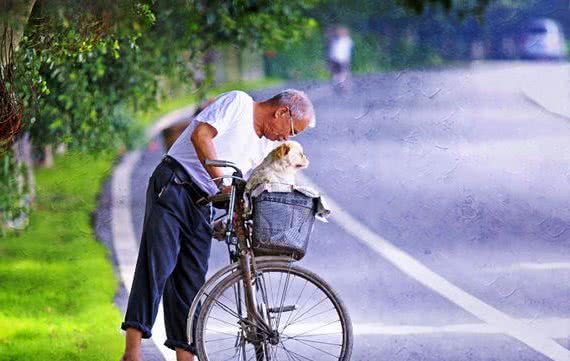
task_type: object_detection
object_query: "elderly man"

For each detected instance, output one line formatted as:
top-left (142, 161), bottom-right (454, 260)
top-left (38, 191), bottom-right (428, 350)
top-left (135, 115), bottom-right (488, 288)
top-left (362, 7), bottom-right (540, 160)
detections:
top-left (120, 89), bottom-right (315, 361)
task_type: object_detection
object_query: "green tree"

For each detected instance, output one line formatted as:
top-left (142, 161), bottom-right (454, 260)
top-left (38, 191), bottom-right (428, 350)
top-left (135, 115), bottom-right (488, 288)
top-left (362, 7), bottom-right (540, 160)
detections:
top-left (1, 0), bottom-right (320, 230)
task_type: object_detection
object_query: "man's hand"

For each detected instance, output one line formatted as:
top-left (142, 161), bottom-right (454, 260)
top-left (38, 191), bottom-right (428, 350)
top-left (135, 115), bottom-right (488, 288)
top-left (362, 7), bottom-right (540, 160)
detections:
top-left (212, 219), bottom-right (226, 240)
top-left (220, 185), bottom-right (233, 194)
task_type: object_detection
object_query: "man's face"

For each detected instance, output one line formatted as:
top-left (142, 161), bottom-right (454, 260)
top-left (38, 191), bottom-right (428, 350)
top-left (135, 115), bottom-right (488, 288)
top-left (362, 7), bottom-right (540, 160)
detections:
top-left (263, 106), bottom-right (309, 141)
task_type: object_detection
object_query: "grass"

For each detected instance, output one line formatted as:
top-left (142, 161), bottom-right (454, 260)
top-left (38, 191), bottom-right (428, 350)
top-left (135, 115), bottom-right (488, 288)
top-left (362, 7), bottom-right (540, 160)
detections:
top-left (0, 151), bottom-right (123, 360)
top-left (0, 77), bottom-right (283, 360)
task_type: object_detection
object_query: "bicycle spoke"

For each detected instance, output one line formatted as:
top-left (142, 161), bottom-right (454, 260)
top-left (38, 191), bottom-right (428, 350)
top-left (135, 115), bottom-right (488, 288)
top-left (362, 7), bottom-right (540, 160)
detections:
top-left (267, 269), bottom-right (277, 313)
top-left (287, 295), bottom-right (328, 324)
top-left (258, 273), bottom-right (274, 331)
top-left (275, 264), bottom-right (294, 331)
top-left (281, 333), bottom-right (342, 347)
top-left (287, 306), bottom-right (337, 326)
top-left (204, 328), bottom-right (240, 338)
top-left (282, 337), bottom-right (342, 347)
top-left (280, 345), bottom-right (297, 361)
top-left (283, 332), bottom-right (342, 338)
top-left (277, 343), bottom-right (303, 361)
top-left (206, 332), bottom-right (252, 361)
top-left (284, 319), bottom-right (341, 339)
top-left (236, 342), bottom-right (243, 361)
top-left (275, 271), bottom-right (284, 313)
top-left (279, 342), bottom-right (314, 361)
top-left (208, 344), bottom-right (244, 356)
top-left (206, 292), bottom-right (266, 333)
top-left (269, 344), bottom-right (280, 361)
top-left (281, 278), bottom-right (309, 333)
top-left (205, 336), bottom-right (238, 343)
top-left (280, 286), bottom-right (319, 332)
top-left (233, 281), bottom-right (245, 320)
top-left (286, 337), bottom-right (340, 359)
top-left (221, 348), bottom-right (240, 361)
top-left (221, 354), bottom-right (235, 361)
top-left (198, 265), bottom-right (351, 361)
top-left (282, 296), bottom-right (329, 332)
top-left (227, 339), bottom-right (249, 361)
top-left (209, 315), bottom-right (240, 329)
top-left (204, 292), bottom-right (243, 320)
top-left (217, 289), bottom-right (246, 313)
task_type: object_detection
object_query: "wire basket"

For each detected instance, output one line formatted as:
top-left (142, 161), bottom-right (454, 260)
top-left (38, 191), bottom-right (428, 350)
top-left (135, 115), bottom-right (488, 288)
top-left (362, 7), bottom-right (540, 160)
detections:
top-left (251, 191), bottom-right (317, 260)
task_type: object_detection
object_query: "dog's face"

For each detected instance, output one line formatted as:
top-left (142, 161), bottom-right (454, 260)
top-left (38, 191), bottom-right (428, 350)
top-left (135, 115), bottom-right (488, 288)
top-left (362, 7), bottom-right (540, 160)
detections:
top-left (271, 141), bottom-right (309, 171)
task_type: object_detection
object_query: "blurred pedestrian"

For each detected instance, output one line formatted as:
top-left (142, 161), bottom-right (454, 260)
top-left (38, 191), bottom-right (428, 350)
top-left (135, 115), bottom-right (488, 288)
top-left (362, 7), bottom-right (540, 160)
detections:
top-left (326, 26), bottom-right (353, 93)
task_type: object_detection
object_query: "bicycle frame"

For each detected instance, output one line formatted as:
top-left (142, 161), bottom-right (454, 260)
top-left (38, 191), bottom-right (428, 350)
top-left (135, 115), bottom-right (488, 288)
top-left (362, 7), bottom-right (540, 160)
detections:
top-left (186, 166), bottom-right (290, 347)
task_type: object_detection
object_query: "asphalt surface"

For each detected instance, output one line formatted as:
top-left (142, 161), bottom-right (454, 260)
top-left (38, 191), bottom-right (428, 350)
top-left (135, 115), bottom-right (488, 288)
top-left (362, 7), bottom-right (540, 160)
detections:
top-left (100, 62), bottom-right (570, 360)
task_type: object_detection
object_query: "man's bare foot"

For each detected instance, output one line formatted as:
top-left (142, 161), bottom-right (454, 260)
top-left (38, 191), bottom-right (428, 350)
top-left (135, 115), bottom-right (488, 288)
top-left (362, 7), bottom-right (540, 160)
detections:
top-left (120, 350), bottom-right (142, 361)
top-left (121, 328), bottom-right (143, 361)
top-left (175, 348), bottom-right (195, 361)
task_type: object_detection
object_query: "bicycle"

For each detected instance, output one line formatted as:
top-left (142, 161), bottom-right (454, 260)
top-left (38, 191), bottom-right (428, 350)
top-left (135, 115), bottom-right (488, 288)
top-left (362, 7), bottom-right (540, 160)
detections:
top-left (186, 159), bottom-right (353, 361)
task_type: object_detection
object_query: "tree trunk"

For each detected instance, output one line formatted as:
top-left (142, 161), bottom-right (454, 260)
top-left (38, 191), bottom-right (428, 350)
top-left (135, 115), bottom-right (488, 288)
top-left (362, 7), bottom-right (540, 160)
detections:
top-left (55, 143), bottom-right (67, 155)
top-left (41, 144), bottom-right (54, 168)
top-left (2, 133), bottom-right (35, 231)
top-left (0, 1), bottom-right (36, 230)
top-left (0, 0), bottom-right (36, 60)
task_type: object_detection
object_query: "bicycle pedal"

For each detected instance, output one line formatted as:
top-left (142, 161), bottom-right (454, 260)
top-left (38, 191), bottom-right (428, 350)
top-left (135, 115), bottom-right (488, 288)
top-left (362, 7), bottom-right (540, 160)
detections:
top-left (267, 305), bottom-right (296, 313)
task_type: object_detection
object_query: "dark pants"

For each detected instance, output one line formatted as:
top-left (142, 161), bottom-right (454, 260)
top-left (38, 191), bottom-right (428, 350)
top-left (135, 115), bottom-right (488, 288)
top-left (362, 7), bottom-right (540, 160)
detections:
top-left (328, 60), bottom-right (350, 75)
top-left (121, 159), bottom-right (212, 353)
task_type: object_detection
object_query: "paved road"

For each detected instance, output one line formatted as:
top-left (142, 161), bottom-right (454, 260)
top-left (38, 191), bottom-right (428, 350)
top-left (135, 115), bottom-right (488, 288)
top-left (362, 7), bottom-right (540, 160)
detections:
top-left (108, 62), bottom-right (570, 360)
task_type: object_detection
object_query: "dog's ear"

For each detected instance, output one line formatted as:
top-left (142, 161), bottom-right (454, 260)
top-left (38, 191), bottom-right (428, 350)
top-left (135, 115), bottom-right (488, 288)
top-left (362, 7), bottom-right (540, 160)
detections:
top-left (272, 143), bottom-right (291, 160)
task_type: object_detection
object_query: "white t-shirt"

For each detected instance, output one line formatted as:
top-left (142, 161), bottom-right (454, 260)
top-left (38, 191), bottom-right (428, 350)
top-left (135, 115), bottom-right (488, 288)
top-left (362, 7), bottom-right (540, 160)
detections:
top-left (167, 91), bottom-right (274, 195)
top-left (328, 35), bottom-right (353, 64)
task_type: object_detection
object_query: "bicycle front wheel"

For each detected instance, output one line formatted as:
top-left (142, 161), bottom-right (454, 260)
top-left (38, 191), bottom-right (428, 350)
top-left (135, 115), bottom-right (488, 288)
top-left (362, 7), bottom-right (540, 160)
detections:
top-left (194, 262), bottom-right (353, 361)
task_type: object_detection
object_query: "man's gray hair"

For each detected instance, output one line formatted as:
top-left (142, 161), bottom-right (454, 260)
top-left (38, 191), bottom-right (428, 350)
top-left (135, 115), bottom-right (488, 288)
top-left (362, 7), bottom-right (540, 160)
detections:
top-left (267, 89), bottom-right (316, 126)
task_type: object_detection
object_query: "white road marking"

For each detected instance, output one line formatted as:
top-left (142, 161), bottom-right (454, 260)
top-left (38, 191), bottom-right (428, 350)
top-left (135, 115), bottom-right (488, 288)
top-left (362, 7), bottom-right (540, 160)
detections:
top-left (486, 262), bottom-right (570, 272)
top-left (352, 318), bottom-right (570, 339)
top-left (205, 318), bottom-right (570, 338)
top-left (298, 174), bottom-right (570, 361)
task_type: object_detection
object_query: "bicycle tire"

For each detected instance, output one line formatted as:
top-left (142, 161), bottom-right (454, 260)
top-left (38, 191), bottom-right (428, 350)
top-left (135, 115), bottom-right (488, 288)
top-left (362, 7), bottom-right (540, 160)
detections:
top-left (194, 262), bottom-right (353, 361)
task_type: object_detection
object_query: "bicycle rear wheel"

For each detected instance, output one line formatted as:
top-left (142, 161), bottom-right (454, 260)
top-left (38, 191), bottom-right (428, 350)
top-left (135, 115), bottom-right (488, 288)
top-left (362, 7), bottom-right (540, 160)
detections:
top-left (194, 262), bottom-right (353, 361)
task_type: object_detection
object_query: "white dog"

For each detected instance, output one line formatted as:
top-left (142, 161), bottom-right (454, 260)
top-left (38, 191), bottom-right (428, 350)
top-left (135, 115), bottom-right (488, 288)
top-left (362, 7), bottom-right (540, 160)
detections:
top-left (245, 141), bottom-right (309, 193)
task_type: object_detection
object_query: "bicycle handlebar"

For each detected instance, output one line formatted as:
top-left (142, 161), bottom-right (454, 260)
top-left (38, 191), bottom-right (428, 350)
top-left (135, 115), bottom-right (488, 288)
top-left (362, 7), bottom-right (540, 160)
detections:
top-left (205, 159), bottom-right (243, 178)
top-left (205, 159), bottom-right (234, 168)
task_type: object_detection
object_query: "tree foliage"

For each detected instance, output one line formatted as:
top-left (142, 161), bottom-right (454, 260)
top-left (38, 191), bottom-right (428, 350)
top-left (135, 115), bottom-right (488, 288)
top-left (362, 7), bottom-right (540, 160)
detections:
top-left (7, 0), bottom-right (320, 152)
top-left (1, 0), bottom-right (320, 229)
top-left (10, 1), bottom-right (155, 150)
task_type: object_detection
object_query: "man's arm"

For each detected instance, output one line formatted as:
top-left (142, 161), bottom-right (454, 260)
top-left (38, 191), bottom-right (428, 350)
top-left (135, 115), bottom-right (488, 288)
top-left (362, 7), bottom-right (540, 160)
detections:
top-left (191, 122), bottom-right (224, 187)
